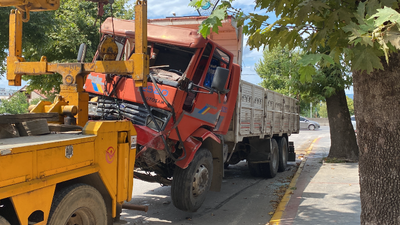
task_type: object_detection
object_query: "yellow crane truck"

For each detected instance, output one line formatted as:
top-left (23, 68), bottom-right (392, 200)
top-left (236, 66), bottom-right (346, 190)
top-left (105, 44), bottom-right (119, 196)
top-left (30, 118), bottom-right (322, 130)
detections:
top-left (0, 0), bottom-right (150, 224)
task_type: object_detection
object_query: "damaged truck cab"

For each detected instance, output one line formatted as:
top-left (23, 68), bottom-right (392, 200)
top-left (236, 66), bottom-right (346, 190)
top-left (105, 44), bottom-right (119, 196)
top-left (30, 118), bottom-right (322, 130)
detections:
top-left (85, 18), bottom-right (241, 212)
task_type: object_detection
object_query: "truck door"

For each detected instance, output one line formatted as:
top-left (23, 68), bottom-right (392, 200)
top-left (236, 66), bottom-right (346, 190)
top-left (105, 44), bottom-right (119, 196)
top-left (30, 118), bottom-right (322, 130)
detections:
top-left (185, 43), bottom-right (231, 127)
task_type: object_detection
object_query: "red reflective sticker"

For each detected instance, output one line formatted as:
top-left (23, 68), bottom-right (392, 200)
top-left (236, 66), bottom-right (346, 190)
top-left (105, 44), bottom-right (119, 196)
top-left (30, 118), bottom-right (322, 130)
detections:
top-left (106, 146), bottom-right (116, 164)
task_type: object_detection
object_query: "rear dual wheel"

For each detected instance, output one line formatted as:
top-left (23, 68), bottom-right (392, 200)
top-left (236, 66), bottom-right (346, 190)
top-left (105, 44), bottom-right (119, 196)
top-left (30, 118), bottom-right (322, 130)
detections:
top-left (278, 137), bottom-right (288, 172)
top-left (248, 138), bottom-right (279, 178)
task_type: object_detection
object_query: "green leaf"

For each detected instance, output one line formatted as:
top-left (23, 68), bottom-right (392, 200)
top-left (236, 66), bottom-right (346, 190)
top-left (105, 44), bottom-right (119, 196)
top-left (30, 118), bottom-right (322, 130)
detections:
top-left (188, 0), bottom-right (208, 8)
top-left (199, 23), bottom-right (211, 38)
top-left (351, 46), bottom-right (384, 73)
top-left (299, 65), bottom-right (316, 83)
top-left (322, 55), bottom-right (335, 65)
top-left (337, 8), bottom-right (353, 25)
top-left (366, 0), bottom-right (380, 16)
top-left (381, 0), bottom-right (398, 8)
top-left (298, 54), bottom-right (323, 66)
top-left (373, 7), bottom-right (400, 26)
top-left (343, 22), bottom-right (361, 36)
top-left (212, 7), bottom-right (227, 20)
top-left (356, 2), bottom-right (366, 23)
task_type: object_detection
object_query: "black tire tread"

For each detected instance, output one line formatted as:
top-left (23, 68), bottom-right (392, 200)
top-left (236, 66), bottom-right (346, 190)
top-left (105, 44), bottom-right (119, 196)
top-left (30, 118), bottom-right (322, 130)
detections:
top-left (47, 183), bottom-right (107, 225)
top-left (278, 137), bottom-right (288, 172)
top-left (248, 161), bottom-right (261, 177)
top-left (0, 216), bottom-right (10, 225)
top-left (171, 148), bottom-right (213, 212)
top-left (265, 139), bottom-right (279, 178)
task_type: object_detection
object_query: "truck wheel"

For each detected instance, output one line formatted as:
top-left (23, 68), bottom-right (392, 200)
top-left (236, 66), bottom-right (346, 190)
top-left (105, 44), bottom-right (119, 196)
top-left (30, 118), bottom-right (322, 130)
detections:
top-left (171, 148), bottom-right (213, 212)
top-left (278, 137), bottom-right (288, 172)
top-left (248, 161), bottom-right (261, 177)
top-left (47, 183), bottom-right (108, 225)
top-left (265, 139), bottom-right (279, 178)
top-left (224, 163), bottom-right (229, 169)
top-left (0, 216), bottom-right (10, 225)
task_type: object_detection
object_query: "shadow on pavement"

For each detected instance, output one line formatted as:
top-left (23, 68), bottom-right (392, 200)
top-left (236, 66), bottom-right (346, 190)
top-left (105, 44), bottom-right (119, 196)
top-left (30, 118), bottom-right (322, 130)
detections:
top-left (280, 145), bottom-right (360, 225)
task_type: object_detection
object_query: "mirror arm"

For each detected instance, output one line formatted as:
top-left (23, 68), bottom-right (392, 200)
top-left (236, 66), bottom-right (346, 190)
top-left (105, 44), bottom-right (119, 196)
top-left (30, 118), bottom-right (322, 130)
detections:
top-left (189, 83), bottom-right (213, 94)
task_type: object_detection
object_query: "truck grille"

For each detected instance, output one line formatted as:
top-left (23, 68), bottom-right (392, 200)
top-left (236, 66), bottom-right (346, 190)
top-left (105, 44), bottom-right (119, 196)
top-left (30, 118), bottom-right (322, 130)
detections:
top-left (91, 97), bottom-right (171, 131)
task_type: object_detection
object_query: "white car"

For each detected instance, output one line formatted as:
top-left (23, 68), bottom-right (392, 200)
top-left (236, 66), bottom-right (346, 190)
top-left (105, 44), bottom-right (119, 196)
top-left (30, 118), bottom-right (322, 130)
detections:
top-left (351, 115), bottom-right (356, 133)
top-left (299, 116), bottom-right (320, 130)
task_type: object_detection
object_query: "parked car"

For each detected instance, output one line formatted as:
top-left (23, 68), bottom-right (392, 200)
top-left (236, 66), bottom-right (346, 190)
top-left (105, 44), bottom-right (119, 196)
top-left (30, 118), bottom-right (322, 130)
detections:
top-left (300, 116), bottom-right (320, 130)
top-left (351, 115), bottom-right (357, 132)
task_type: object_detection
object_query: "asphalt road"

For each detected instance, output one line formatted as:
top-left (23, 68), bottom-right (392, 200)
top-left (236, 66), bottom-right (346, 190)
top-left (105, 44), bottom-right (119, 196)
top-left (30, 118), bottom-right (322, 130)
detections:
top-left (119, 126), bottom-right (330, 225)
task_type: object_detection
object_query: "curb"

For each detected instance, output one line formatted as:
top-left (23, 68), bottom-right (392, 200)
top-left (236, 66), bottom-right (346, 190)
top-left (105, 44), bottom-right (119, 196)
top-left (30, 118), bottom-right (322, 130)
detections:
top-left (268, 137), bottom-right (321, 225)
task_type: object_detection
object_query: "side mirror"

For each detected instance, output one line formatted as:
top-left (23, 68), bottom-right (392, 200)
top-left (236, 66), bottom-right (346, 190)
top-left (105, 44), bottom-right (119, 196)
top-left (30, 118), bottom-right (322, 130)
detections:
top-left (211, 67), bottom-right (230, 94)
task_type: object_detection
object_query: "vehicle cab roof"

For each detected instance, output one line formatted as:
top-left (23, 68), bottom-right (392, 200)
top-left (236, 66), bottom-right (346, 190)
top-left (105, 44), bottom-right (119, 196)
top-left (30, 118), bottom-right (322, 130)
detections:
top-left (101, 17), bottom-right (207, 48)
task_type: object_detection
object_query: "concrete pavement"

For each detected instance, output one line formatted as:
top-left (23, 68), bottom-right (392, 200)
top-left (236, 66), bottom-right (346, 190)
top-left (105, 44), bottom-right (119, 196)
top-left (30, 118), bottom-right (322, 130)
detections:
top-left (270, 132), bottom-right (361, 225)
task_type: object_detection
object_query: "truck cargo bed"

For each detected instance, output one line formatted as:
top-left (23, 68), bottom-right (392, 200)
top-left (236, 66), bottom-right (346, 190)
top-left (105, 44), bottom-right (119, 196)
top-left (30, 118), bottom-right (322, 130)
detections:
top-left (225, 80), bottom-right (299, 143)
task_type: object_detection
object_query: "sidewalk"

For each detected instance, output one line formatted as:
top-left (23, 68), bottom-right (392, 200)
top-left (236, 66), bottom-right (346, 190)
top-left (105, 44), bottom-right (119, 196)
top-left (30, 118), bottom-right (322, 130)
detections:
top-left (272, 135), bottom-right (361, 225)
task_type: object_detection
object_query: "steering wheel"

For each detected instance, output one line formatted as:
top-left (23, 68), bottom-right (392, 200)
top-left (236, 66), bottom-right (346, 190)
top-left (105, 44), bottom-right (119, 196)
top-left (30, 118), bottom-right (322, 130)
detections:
top-left (168, 69), bottom-right (183, 75)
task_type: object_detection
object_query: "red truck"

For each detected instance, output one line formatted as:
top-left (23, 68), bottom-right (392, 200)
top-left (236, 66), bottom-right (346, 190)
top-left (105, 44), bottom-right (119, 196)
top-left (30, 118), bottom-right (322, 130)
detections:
top-left (85, 16), bottom-right (299, 212)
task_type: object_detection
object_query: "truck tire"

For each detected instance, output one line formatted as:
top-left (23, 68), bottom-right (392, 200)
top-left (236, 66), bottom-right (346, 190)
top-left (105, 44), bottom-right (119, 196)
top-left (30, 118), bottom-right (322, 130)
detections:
top-left (265, 138), bottom-right (279, 178)
top-left (248, 139), bottom-right (279, 178)
top-left (0, 216), bottom-right (10, 225)
top-left (171, 148), bottom-right (213, 212)
top-left (248, 161), bottom-right (262, 177)
top-left (47, 183), bottom-right (108, 225)
top-left (278, 137), bottom-right (288, 172)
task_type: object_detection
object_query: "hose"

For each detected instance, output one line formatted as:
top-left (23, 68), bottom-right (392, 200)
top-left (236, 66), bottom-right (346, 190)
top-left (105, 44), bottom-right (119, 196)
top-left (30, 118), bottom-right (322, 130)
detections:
top-left (138, 86), bottom-right (179, 161)
top-left (148, 73), bottom-right (187, 161)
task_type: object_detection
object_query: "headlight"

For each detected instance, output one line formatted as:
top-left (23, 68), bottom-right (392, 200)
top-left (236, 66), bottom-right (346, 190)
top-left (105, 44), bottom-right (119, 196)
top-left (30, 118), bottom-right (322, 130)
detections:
top-left (88, 101), bottom-right (99, 116)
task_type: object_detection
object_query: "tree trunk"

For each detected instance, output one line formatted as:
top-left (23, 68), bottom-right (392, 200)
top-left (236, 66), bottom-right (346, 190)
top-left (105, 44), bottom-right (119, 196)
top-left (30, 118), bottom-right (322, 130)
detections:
top-left (326, 88), bottom-right (359, 161)
top-left (354, 53), bottom-right (400, 225)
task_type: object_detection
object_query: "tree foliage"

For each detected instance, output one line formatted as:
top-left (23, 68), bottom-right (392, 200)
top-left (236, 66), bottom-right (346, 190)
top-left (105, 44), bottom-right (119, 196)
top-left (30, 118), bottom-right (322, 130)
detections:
top-left (255, 45), bottom-right (299, 96)
top-left (0, 92), bottom-right (29, 114)
top-left (346, 96), bottom-right (354, 116)
top-left (255, 45), bottom-right (320, 115)
top-left (0, 0), bottom-right (134, 94)
top-left (255, 44), bottom-right (354, 116)
top-left (190, 0), bottom-right (399, 78)
top-left (318, 96), bottom-right (354, 118)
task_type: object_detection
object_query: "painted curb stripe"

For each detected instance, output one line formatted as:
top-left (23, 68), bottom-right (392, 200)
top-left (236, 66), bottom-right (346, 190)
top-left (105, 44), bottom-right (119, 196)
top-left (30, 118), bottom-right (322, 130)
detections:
top-left (268, 137), bottom-right (321, 225)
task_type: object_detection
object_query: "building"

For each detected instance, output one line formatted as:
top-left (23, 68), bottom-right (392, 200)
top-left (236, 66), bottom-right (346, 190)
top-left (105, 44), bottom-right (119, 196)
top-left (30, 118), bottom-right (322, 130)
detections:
top-left (0, 88), bottom-right (17, 102)
top-left (7, 85), bottom-right (47, 103)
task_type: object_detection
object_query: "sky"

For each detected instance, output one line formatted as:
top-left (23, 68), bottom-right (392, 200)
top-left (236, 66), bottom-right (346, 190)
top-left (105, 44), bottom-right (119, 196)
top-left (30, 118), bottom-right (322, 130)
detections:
top-left (1, 0), bottom-right (353, 95)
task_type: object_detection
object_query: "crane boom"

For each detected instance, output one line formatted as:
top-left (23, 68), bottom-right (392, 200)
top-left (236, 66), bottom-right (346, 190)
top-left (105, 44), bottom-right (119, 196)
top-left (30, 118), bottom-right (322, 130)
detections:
top-left (0, 0), bottom-right (60, 12)
top-left (1, 0), bottom-right (149, 126)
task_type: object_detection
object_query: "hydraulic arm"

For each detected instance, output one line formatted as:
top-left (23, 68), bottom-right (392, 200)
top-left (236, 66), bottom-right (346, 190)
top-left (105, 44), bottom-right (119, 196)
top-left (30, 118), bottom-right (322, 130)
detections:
top-left (0, 0), bottom-right (149, 126)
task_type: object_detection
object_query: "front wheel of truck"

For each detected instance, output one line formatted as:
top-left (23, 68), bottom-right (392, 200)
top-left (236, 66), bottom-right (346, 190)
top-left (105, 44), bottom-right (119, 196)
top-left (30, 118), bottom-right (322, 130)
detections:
top-left (171, 148), bottom-right (213, 212)
top-left (47, 183), bottom-right (108, 225)
top-left (0, 216), bottom-right (10, 225)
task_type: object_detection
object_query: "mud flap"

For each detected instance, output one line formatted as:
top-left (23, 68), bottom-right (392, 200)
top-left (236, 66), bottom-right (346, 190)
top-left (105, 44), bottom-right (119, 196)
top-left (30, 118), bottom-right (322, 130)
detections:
top-left (246, 138), bottom-right (271, 163)
top-left (202, 137), bottom-right (223, 192)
